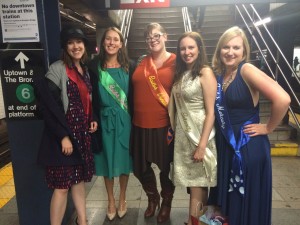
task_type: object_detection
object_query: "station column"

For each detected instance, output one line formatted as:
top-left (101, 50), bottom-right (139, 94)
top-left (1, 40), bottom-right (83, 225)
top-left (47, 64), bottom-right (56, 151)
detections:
top-left (0, 0), bottom-right (72, 224)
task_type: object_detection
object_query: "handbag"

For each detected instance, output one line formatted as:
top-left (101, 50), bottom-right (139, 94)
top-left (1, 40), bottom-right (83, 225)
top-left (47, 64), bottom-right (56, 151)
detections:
top-left (191, 204), bottom-right (229, 225)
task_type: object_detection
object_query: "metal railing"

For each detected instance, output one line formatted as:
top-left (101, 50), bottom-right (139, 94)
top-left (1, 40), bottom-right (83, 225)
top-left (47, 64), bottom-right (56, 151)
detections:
top-left (119, 9), bottom-right (133, 46)
top-left (182, 7), bottom-right (192, 32)
top-left (236, 4), bottom-right (300, 128)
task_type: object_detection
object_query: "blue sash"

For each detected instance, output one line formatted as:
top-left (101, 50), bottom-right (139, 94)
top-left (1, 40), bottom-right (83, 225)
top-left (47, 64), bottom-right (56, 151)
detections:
top-left (215, 75), bottom-right (259, 195)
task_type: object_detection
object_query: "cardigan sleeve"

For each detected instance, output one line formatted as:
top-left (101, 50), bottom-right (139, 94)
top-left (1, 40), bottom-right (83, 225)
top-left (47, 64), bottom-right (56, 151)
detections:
top-left (34, 74), bottom-right (71, 142)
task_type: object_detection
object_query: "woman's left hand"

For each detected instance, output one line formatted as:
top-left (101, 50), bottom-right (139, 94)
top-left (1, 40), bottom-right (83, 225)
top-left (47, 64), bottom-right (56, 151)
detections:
top-left (89, 121), bottom-right (98, 133)
top-left (243, 123), bottom-right (269, 137)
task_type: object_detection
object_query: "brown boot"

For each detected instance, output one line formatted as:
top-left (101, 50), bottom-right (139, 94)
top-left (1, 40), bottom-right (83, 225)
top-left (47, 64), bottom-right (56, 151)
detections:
top-left (157, 198), bottom-right (171, 223)
top-left (144, 192), bottom-right (160, 218)
top-left (157, 171), bottom-right (175, 223)
top-left (140, 167), bottom-right (160, 218)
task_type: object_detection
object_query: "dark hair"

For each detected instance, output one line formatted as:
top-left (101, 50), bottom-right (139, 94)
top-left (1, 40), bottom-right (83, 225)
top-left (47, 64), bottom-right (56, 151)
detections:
top-left (98, 27), bottom-right (129, 72)
top-left (61, 50), bottom-right (88, 68)
top-left (60, 26), bottom-right (89, 67)
top-left (174, 32), bottom-right (208, 84)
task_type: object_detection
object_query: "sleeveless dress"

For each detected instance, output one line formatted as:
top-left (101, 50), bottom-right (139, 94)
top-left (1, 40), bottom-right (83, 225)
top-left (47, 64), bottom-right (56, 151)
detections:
top-left (94, 68), bottom-right (133, 179)
top-left (171, 71), bottom-right (217, 187)
top-left (209, 62), bottom-right (272, 225)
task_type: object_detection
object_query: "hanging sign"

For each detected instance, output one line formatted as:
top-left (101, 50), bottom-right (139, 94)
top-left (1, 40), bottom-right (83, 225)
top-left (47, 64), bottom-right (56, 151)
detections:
top-left (120, 0), bottom-right (170, 9)
top-left (0, 0), bottom-right (39, 43)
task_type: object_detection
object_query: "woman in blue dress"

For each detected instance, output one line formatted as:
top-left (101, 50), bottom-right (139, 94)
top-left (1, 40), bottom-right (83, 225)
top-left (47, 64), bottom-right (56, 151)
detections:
top-left (208, 26), bottom-right (290, 225)
top-left (89, 27), bottom-right (134, 221)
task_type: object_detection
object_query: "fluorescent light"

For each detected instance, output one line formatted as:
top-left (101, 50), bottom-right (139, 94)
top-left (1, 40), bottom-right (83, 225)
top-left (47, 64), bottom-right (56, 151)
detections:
top-left (254, 17), bottom-right (271, 27)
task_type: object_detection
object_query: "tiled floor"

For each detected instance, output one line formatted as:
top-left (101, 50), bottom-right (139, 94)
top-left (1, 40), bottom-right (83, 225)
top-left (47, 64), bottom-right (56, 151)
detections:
top-left (76, 164), bottom-right (191, 225)
top-left (63, 157), bottom-right (300, 225)
top-left (1, 158), bottom-right (300, 225)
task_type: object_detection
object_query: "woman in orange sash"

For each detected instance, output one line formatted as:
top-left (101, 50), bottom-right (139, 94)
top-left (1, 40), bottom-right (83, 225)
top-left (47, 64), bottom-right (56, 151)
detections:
top-left (131, 22), bottom-right (176, 223)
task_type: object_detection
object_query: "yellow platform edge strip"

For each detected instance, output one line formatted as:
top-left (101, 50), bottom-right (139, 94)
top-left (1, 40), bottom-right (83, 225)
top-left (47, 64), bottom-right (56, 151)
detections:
top-left (271, 147), bottom-right (298, 156)
top-left (0, 163), bottom-right (15, 209)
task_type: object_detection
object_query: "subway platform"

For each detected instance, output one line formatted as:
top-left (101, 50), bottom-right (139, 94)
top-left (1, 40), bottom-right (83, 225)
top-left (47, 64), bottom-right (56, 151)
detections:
top-left (1, 157), bottom-right (300, 225)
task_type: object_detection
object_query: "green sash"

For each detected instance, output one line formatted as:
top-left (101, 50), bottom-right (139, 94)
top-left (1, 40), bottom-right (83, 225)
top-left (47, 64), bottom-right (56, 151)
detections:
top-left (98, 65), bottom-right (129, 114)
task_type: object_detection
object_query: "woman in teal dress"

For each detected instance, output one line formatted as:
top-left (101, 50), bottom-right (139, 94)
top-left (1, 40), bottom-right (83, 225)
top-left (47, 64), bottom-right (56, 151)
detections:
top-left (89, 27), bottom-right (134, 221)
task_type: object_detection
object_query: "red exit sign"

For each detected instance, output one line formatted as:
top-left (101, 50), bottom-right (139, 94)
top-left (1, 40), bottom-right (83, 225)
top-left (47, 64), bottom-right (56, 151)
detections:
top-left (120, 0), bottom-right (170, 9)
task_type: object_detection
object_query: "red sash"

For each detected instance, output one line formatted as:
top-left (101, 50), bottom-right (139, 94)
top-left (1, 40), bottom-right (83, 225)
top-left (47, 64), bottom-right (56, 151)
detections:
top-left (65, 66), bottom-right (92, 120)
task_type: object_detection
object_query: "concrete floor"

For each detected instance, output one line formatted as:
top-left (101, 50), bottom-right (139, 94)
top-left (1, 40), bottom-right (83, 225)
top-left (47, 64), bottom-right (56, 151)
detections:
top-left (76, 157), bottom-right (300, 225)
top-left (1, 157), bottom-right (300, 225)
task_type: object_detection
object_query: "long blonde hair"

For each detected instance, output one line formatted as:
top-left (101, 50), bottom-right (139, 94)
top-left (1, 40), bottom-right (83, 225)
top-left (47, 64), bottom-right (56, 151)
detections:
top-left (212, 26), bottom-right (250, 74)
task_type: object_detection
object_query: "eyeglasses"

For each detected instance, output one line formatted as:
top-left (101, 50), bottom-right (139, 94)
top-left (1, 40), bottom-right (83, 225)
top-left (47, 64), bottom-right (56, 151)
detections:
top-left (145, 33), bottom-right (163, 43)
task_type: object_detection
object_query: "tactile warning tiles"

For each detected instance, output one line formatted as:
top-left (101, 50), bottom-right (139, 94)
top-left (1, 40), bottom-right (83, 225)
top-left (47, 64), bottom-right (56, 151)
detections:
top-left (0, 163), bottom-right (15, 208)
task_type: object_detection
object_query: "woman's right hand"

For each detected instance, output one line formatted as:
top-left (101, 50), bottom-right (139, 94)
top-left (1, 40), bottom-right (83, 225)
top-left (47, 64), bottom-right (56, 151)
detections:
top-left (61, 136), bottom-right (73, 156)
top-left (193, 146), bottom-right (206, 162)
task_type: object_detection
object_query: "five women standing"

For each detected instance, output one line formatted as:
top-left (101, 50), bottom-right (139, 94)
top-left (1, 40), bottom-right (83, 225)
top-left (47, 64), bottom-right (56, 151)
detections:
top-left (38, 22), bottom-right (291, 225)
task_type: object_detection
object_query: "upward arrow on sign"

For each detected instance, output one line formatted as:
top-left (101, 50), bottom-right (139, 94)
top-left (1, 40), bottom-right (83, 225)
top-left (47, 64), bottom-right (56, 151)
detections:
top-left (15, 52), bottom-right (29, 69)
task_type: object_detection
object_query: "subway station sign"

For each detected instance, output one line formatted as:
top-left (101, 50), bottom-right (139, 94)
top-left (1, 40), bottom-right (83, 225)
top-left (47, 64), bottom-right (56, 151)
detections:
top-left (0, 49), bottom-right (45, 120)
top-left (0, 0), bottom-right (39, 43)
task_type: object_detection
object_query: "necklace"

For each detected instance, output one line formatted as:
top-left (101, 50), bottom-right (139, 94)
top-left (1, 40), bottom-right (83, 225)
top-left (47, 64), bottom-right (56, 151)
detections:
top-left (222, 71), bottom-right (234, 90)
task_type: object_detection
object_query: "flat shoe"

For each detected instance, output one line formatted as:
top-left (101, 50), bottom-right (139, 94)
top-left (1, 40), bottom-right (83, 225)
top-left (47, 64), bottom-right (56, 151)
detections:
top-left (118, 201), bottom-right (127, 218)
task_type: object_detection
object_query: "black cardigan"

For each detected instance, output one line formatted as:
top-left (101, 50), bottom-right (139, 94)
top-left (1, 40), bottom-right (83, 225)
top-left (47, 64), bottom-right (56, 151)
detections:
top-left (34, 72), bottom-right (101, 166)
